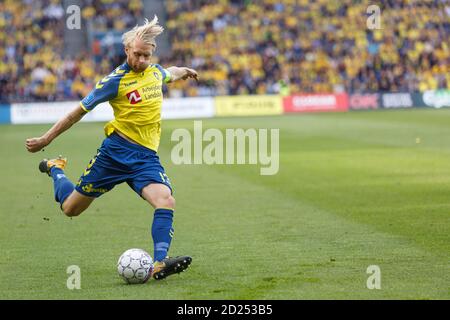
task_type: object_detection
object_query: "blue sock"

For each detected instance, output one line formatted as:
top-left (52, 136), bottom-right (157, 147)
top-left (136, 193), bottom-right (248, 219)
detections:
top-left (50, 167), bottom-right (74, 205)
top-left (152, 208), bottom-right (174, 262)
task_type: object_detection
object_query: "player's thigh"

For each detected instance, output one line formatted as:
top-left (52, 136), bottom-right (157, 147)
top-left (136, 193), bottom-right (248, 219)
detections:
top-left (75, 150), bottom-right (126, 198)
top-left (141, 183), bottom-right (175, 209)
top-left (62, 190), bottom-right (95, 216)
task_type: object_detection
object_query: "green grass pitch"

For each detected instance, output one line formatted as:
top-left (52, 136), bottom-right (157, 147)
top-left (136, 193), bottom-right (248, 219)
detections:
top-left (0, 108), bottom-right (449, 299)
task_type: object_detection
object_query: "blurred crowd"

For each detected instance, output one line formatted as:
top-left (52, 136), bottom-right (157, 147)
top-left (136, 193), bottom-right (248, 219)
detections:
top-left (162, 0), bottom-right (450, 97)
top-left (83, 0), bottom-right (144, 32)
top-left (0, 0), bottom-right (449, 102)
top-left (0, 0), bottom-right (141, 103)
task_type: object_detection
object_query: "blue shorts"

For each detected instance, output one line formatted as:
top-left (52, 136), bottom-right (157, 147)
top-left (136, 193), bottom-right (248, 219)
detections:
top-left (75, 132), bottom-right (172, 198)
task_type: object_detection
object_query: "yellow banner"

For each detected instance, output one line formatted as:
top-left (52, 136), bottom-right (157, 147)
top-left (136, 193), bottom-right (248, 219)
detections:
top-left (215, 95), bottom-right (283, 116)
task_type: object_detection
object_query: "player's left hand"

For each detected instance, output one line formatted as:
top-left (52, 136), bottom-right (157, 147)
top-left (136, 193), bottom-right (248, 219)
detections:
top-left (181, 68), bottom-right (198, 83)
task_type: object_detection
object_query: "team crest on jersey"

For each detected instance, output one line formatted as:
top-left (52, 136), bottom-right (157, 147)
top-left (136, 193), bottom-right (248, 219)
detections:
top-left (126, 89), bottom-right (142, 104)
top-left (153, 72), bottom-right (160, 80)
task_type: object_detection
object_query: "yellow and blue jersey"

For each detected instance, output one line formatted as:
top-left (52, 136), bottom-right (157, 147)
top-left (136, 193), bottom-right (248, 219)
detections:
top-left (80, 62), bottom-right (171, 152)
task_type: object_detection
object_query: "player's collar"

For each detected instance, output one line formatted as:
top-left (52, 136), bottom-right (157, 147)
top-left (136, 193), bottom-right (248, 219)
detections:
top-left (123, 62), bottom-right (132, 71)
top-left (123, 62), bottom-right (153, 75)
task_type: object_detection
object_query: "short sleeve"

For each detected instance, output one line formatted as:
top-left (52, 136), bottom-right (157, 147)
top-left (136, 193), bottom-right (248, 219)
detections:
top-left (154, 64), bottom-right (171, 83)
top-left (80, 76), bottom-right (120, 112)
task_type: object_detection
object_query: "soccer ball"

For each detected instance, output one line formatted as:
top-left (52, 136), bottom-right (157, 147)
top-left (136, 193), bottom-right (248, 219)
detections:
top-left (117, 248), bottom-right (154, 284)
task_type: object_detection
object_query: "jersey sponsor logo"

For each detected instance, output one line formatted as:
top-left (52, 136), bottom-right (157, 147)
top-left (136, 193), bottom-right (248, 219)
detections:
top-left (126, 89), bottom-right (142, 104)
top-left (141, 84), bottom-right (162, 100)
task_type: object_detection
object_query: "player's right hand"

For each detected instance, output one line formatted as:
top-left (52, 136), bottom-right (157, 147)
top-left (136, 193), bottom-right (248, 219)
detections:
top-left (26, 137), bottom-right (48, 153)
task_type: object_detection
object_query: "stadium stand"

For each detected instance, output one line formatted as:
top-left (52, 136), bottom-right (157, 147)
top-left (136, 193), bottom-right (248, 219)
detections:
top-left (0, 0), bottom-right (143, 103)
top-left (0, 0), bottom-right (448, 102)
top-left (161, 0), bottom-right (449, 97)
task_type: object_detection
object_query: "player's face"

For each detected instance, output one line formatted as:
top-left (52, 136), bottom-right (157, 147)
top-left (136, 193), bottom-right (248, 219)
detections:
top-left (126, 38), bottom-right (155, 73)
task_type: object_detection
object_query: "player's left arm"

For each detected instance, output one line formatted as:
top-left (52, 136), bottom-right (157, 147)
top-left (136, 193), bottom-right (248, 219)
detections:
top-left (165, 66), bottom-right (198, 83)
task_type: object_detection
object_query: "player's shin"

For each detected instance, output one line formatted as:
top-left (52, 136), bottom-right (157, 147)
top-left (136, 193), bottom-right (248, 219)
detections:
top-left (50, 167), bottom-right (74, 205)
top-left (151, 208), bottom-right (174, 262)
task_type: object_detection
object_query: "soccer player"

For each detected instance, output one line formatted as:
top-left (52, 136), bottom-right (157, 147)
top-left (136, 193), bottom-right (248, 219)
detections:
top-left (25, 16), bottom-right (198, 280)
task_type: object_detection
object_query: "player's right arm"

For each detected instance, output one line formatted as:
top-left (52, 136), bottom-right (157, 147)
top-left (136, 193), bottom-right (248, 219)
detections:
top-left (26, 105), bottom-right (87, 153)
top-left (26, 69), bottom-right (119, 153)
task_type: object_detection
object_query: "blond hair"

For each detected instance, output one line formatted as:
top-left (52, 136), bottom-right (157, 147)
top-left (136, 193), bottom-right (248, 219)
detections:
top-left (122, 15), bottom-right (164, 48)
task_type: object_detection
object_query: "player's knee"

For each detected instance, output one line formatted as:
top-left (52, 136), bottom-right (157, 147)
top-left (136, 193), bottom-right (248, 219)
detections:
top-left (155, 195), bottom-right (175, 209)
top-left (62, 203), bottom-right (83, 217)
top-left (166, 195), bottom-right (176, 209)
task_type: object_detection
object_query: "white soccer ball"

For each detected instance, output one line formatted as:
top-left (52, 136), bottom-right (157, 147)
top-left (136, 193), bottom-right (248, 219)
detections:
top-left (117, 248), bottom-right (154, 284)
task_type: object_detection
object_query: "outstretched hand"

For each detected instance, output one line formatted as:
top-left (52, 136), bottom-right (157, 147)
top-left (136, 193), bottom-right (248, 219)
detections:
top-left (26, 137), bottom-right (48, 153)
top-left (181, 67), bottom-right (199, 83)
